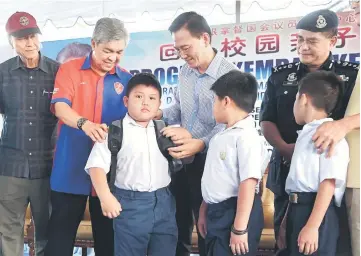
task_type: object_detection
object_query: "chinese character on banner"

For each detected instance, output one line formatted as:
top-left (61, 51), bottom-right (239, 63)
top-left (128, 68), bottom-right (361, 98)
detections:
top-left (346, 14), bottom-right (356, 24)
top-left (273, 21), bottom-right (284, 30)
top-left (234, 25), bottom-right (243, 34)
top-left (221, 27), bottom-right (230, 36)
top-left (247, 24), bottom-right (257, 32)
top-left (221, 37), bottom-right (247, 57)
top-left (337, 27), bottom-right (357, 48)
top-left (260, 23), bottom-right (270, 31)
top-left (256, 34), bottom-right (280, 54)
top-left (288, 20), bottom-right (297, 28)
top-left (211, 28), bottom-right (217, 36)
top-left (290, 33), bottom-right (298, 52)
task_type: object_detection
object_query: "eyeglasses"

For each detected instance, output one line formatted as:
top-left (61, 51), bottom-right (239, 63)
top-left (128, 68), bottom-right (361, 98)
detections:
top-left (175, 45), bottom-right (193, 57)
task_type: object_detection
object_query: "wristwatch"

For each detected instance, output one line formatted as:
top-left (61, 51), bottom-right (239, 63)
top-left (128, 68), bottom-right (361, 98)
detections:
top-left (77, 117), bottom-right (88, 130)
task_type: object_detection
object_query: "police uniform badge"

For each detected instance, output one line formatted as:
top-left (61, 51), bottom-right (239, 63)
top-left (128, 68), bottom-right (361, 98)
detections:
top-left (316, 15), bottom-right (327, 29)
top-left (283, 72), bottom-right (298, 86)
top-left (287, 73), bottom-right (297, 82)
top-left (114, 82), bottom-right (124, 95)
top-left (220, 151), bottom-right (226, 160)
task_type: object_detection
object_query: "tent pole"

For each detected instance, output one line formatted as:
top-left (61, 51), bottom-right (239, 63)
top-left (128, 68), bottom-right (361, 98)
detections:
top-left (236, 0), bottom-right (241, 23)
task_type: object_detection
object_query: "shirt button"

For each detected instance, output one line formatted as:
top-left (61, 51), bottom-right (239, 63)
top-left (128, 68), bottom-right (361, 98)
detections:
top-left (284, 91), bottom-right (288, 95)
top-left (29, 138), bottom-right (32, 141)
top-left (29, 153), bottom-right (32, 156)
top-left (30, 91), bottom-right (34, 94)
top-left (30, 76), bottom-right (33, 80)
top-left (29, 106), bottom-right (33, 110)
top-left (29, 122), bottom-right (32, 125)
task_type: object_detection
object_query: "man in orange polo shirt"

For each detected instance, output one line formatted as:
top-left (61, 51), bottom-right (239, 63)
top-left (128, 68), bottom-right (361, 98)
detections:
top-left (44, 18), bottom-right (132, 256)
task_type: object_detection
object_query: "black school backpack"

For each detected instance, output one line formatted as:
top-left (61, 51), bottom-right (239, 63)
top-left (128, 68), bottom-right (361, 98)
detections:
top-left (107, 119), bottom-right (175, 192)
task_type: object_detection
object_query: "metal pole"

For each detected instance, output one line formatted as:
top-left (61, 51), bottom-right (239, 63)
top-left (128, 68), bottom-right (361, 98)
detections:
top-left (236, 0), bottom-right (241, 23)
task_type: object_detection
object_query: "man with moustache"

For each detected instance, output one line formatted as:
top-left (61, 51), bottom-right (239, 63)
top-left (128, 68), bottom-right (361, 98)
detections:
top-left (0, 12), bottom-right (59, 256)
top-left (260, 9), bottom-right (359, 254)
top-left (44, 18), bottom-right (132, 256)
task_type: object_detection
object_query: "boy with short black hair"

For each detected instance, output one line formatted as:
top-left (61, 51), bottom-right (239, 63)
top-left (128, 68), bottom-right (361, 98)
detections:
top-left (198, 70), bottom-right (269, 256)
top-left (282, 71), bottom-right (349, 255)
top-left (85, 73), bottom-right (177, 256)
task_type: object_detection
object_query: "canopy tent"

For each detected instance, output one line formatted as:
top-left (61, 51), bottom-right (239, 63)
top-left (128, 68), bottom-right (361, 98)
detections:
top-left (0, 0), bottom-right (352, 40)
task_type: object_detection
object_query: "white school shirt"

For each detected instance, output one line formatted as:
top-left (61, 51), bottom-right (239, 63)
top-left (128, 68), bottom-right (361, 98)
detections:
top-left (285, 118), bottom-right (349, 207)
top-left (85, 114), bottom-right (171, 192)
top-left (201, 116), bottom-right (270, 204)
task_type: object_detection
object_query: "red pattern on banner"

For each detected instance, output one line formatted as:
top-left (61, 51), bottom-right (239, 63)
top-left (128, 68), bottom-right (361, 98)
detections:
top-left (234, 25), bottom-right (243, 34)
top-left (256, 34), bottom-right (280, 54)
top-left (221, 37), bottom-right (247, 57)
top-left (221, 27), bottom-right (230, 35)
top-left (337, 27), bottom-right (357, 48)
top-left (247, 24), bottom-right (257, 32)
top-left (289, 33), bottom-right (298, 52)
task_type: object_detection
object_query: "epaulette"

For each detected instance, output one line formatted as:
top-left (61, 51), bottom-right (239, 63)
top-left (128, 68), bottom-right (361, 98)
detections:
top-left (334, 60), bottom-right (359, 71)
top-left (272, 62), bottom-right (300, 73)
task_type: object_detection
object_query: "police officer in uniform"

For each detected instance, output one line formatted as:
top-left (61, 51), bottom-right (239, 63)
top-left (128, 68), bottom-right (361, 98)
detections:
top-left (260, 9), bottom-right (359, 254)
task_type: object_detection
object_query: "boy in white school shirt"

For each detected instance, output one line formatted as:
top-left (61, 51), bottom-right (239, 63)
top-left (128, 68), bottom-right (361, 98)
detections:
top-left (198, 70), bottom-right (270, 256)
top-left (281, 71), bottom-right (349, 256)
top-left (84, 73), bottom-right (177, 256)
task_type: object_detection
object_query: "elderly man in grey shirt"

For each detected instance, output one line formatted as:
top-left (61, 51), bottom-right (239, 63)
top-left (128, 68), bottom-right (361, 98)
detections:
top-left (156, 12), bottom-right (236, 256)
top-left (0, 12), bottom-right (59, 256)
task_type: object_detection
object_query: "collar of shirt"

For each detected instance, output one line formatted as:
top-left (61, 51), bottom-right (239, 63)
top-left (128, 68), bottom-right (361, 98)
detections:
top-left (81, 51), bottom-right (123, 79)
top-left (298, 52), bottom-right (334, 73)
top-left (220, 115), bottom-right (254, 134)
top-left (190, 48), bottom-right (222, 79)
top-left (124, 113), bottom-right (155, 128)
top-left (11, 52), bottom-right (50, 73)
top-left (298, 117), bottom-right (334, 135)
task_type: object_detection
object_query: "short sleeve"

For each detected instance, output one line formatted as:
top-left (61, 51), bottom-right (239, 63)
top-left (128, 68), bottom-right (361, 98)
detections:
top-left (260, 75), bottom-right (277, 123)
top-left (85, 136), bottom-right (112, 174)
top-left (50, 64), bottom-right (75, 113)
top-left (236, 134), bottom-right (267, 183)
top-left (319, 139), bottom-right (349, 188)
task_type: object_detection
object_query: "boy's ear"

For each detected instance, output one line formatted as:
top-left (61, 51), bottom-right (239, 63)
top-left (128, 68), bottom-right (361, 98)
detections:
top-left (300, 93), bottom-right (308, 106)
top-left (123, 96), bottom-right (129, 107)
top-left (224, 96), bottom-right (231, 107)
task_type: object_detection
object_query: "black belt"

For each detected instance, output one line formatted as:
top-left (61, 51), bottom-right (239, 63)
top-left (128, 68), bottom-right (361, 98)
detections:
top-left (289, 192), bottom-right (317, 204)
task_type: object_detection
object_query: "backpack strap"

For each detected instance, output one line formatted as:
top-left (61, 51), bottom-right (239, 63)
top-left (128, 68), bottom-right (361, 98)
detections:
top-left (153, 120), bottom-right (177, 174)
top-left (107, 119), bottom-right (123, 193)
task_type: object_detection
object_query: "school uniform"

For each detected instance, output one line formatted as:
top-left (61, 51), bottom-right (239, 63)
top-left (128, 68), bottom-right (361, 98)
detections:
top-left (201, 116), bottom-right (270, 256)
top-left (285, 118), bottom-right (349, 256)
top-left (85, 114), bottom-right (177, 256)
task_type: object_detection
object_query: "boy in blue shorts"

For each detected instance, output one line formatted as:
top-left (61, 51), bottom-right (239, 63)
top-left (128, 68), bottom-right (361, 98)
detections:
top-left (198, 70), bottom-right (270, 256)
top-left (280, 71), bottom-right (349, 256)
top-left (84, 73), bottom-right (177, 256)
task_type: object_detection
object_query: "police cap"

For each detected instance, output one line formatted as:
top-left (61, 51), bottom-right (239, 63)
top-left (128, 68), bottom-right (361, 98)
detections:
top-left (296, 9), bottom-right (339, 32)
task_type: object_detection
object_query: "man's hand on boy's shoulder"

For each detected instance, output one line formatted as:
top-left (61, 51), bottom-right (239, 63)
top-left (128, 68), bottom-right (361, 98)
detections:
top-left (82, 121), bottom-right (108, 143)
top-left (100, 193), bottom-right (122, 219)
top-left (168, 138), bottom-right (205, 159)
top-left (161, 127), bottom-right (192, 143)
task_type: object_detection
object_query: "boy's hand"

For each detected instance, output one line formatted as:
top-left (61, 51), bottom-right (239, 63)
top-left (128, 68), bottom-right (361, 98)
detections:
top-left (298, 225), bottom-right (318, 255)
top-left (230, 232), bottom-right (248, 255)
top-left (161, 127), bottom-right (192, 144)
top-left (100, 193), bottom-right (122, 219)
top-left (197, 202), bottom-right (208, 239)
